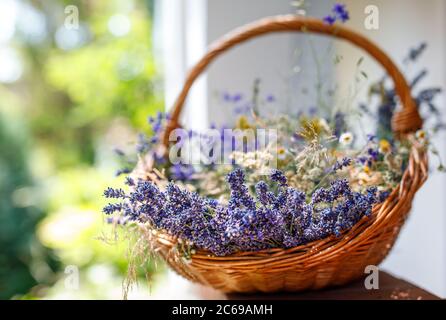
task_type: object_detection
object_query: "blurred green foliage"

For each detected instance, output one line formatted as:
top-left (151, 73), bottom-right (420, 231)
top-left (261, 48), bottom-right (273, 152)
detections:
top-left (0, 0), bottom-right (162, 299)
top-left (0, 107), bottom-right (59, 299)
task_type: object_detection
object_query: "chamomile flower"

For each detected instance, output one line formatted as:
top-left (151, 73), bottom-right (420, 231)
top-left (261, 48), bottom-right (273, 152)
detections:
top-left (277, 146), bottom-right (287, 160)
top-left (339, 132), bottom-right (353, 146)
top-left (415, 130), bottom-right (428, 145)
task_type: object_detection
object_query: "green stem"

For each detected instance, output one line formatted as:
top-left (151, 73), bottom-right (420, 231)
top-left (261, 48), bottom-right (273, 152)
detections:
top-left (309, 170), bottom-right (333, 195)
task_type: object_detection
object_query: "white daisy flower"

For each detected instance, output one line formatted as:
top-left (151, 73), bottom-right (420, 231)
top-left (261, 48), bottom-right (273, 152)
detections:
top-left (415, 130), bottom-right (428, 145)
top-left (339, 132), bottom-right (354, 146)
top-left (277, 147), bottom-right (287, 160)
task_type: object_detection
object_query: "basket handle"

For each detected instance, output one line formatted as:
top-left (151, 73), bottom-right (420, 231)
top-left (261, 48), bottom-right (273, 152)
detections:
top-left (162, 15), bottom-right (422, 146)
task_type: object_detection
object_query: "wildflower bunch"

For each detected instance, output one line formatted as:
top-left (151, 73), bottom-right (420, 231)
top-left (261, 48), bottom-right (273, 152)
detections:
top-left (102, 4), bottom-right (443, 259)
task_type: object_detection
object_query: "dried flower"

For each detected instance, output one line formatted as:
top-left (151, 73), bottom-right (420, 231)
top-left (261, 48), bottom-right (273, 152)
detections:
top-left (323, 3), bottom-right (350, 25)
top-left (379, 139), bottom-right (392, 154)
top-left (332, 3), bottom-right (349, 22)
top-left (170, 164), bottom-right (195, 181)
top-left (333, 157), bottom-right (352, 172)
top-left (104, 187), bottom-right (125, 199)
top-left (104, 169), bottom-right (384, 256)
top-left (339, 132), bottom-right (354, 146)
top-left (270, 169), bottom-right (288, 187)
top-left (323, 15), bottom-right (336, 25)
top-left (277, 147), bottom-right (286, 160)
top-left (415, 130), bottom-right (427, 144)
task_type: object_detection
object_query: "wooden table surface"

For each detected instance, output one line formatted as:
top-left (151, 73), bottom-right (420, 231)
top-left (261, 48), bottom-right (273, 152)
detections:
top-left (195, 271), bottom-right (441, 300)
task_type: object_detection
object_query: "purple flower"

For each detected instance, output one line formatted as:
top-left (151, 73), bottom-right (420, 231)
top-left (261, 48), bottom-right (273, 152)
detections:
top-left (357, 156), bottom-right (368, 165)
top-left (270, 169), bottom-right (287, 187)
top-left (125, 177), bottom-right (135, 186)
top-left (115, 167), bottom-right (131, 177)
top-left (333, 157), bottom-right (352, 172)
top-left (311, 187), bottom-right (332, 204)
top-left (136, 133), bottom-right (150, 154)
top-left (232, 93), bottom-right (242, 102)
top-left (226, 168), bottom-right (245, 187)
top-left (266, 94), bottom-right (275, 103)
top-left (323, 3), bottom-right (350, 25)
top-left (308, 106), bottom-right (318, 116)
top-left (103, 203), bottom-right (123, 214)
top-left (368, 148), bottom-right (379, 161)
top-left (103, 168), bottom-right (384, 256)
top-left (329, 179), bottom-right (351, 199)
top-left (103, 187), bottom-right (125, 199)
top-left (255, 181), bottom-right (275, 207)
top-left (323, 15), bottom-right (336, 25)
top-left (234, 103), bottom-right (252, 115)
top-left (227, 169), bottom-right (256, 210)
top-left (106, 215), bottom-right (129, 225)
top-left (378, 191), bottom-right (390, 202)
top-left (170, 164), bottom-right (195, 181)
top-left (333, 3), bottom-right (349, 22)
top-left (407, 42), bottom-right (427, 62)
top-left (222, 92), bottom-right (243, 103)
top-left (333, 112), bottom-right (346, 137)
top-left (223, 92), bottom-right (231, 102)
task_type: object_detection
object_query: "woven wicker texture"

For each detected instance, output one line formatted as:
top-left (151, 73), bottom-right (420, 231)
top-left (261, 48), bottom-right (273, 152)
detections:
top-left (150, 15), bottom-right (427, 293)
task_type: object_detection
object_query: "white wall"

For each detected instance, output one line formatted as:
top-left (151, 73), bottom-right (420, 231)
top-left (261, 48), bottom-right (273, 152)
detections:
top-left (156, 0), bottom-right (446, 298)
top-left (154, 0), bottom-right (208, 130)
top-left (206, 0), bottom-right (338, 126)
top-left (206, 0), bottom-right (295, 125)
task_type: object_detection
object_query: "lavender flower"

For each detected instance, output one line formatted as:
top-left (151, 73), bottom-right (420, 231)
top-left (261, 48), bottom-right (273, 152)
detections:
top-left (255, 181), bottom-right (275, 207)
top-left (115, 167), bottom-right (131, 177)
top-left (329, 178), bottom-right (351, 199)
top-left (266, 94), bottom-right (275, 103)
top-left (103, 169), bottom-right (386, 256)
top-left (170, 164), bottom-right (195, 181)
top-left (323, 3), bottom-right (349, 25)
top-left (103, 187), bottom-right (125, 199)
top-left (125, 177), bottom-right (135, 186)
top-left (323, 15), bottom-right (336, 25)
top-left (106, 215), bottom-right (129, 225)
top-left (222, 92), bottom-right (243, 103)
top-left (311, 187), bottom-right (332, 204)
top-left (333, 157), bottom-right (352, 172)
top-left (368, 148), bottom-right (379, 162)
top-left (406, 42), bottom-right (427, 62)
top-left (226, 168), bottom-right (256, 210)
top-left (367, 134), bottom-right (376, 142)
top-left (136, 133), bottom-right (150, 154)
top-left (333, 112), bottom-right (346, 137)
top-left (270, 169), bottom-right (288, 187)
top-left (232, 93), bottom-right (242, 102)
top-left (103, 203), bottom-right (123, 214)
top-left (333, 3), bottom-right (349, 22)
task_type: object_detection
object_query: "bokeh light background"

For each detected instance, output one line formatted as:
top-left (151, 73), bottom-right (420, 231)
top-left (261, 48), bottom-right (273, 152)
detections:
top-left (0, 0), bottom-right (164, 299)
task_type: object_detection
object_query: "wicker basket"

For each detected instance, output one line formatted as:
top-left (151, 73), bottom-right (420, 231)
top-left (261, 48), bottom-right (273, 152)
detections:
top-left (147, 15), bottom-right (428, 293)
